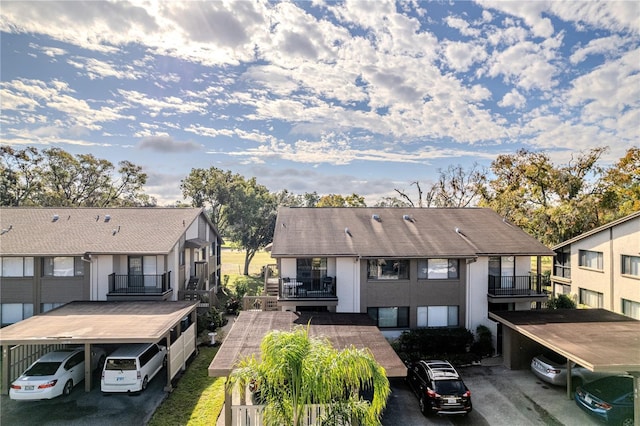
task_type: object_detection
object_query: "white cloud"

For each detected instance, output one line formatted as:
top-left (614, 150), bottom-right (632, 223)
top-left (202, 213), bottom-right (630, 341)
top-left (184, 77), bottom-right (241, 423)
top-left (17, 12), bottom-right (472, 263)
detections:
top-left (499, 89), bottom-right (526, 109)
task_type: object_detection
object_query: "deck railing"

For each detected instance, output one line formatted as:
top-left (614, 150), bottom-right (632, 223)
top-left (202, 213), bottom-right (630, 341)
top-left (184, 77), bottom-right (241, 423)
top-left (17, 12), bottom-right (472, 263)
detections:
top-left (108, 272), bottom-right (171, 294)
top-left (279, 278), bottom-right (336, 299)
top-left (488, 274), bottom-right (548, 296)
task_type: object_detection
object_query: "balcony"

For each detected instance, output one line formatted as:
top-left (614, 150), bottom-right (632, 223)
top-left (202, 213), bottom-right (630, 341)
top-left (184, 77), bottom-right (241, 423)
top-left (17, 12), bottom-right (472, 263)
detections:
top-left (487, 274), bottom-right (549, 304)
top-left (279, 277), bottom-right (336, 300)
top-left (107, 272), bottom-right (173, 301)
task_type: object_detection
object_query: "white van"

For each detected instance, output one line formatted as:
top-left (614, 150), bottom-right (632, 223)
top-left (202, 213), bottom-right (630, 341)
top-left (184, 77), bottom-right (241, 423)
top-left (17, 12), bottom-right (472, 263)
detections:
top-left (101, 343), bottom-right (167, 393)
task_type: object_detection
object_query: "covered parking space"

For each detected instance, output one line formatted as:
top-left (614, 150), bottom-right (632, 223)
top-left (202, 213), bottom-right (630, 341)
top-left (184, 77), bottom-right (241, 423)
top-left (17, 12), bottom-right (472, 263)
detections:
top-left (208, 311), bottom-right (407, 426)
top-left (0, 301), bottom-right (198, 394)
top-left (490, 309), bottom-right (640, 425)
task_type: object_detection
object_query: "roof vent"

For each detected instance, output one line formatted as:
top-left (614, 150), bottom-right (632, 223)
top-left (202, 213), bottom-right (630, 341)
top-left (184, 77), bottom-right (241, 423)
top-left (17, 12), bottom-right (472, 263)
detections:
top-left (345, 227), bottom-right (352, 237)
top-left (96, 214), bottom-right (100, 221)
top-left (52, 214), bottom-right (59, 222)
top-left (104, 214), bottom-right (111, 222)
top-left (372, 214), bottom-right (381, 222)
top-left (403, 214), bottom-right (413, 222)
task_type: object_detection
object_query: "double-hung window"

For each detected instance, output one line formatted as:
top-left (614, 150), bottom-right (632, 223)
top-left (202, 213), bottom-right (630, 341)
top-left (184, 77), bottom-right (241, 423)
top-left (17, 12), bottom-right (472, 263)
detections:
top-left (1, 257), bottom-right (34, 277)
top-left (622, 255), bottom-right (639, 277)
top-left (417, 306), bottom-right (459, 327)
top-left (579, 288), bottom-right (603, 308)
top-left (367, 259), bottom-right (409, 280)
top-left (579, 250), bottom-right (603, 270)
top-left (418, 259), bottom-right (459, 279)
top-left (43, 257), bottom-right (84, 277)
top-left (367, 307), bottom-right (409, 328)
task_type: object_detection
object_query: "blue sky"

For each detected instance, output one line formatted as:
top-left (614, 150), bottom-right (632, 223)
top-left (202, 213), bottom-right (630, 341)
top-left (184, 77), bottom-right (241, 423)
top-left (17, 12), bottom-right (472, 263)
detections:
top-left (1, 1), bottom-right (638, 205)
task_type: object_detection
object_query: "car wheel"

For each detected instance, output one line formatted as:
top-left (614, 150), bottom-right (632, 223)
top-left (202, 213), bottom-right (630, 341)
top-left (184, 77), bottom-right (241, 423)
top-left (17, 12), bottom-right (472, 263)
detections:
top-left (141, 376), bottom-right (149, 391)
top-left (63, 380), bottom-right (73, 396)
top-left (620, 417), bottom-right (634, 426)
top-left (419, 396), bottom-right (429, 416)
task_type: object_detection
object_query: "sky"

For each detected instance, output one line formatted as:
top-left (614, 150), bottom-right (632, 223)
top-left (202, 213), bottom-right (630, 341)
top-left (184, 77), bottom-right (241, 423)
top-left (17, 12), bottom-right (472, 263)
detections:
top-left (1, 1), bottom-right (639, 206)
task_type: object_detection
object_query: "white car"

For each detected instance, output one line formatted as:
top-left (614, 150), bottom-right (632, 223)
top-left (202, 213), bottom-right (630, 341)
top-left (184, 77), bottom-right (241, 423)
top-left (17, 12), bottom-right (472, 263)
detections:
top-left (10, 347), bottom-right (105, 400)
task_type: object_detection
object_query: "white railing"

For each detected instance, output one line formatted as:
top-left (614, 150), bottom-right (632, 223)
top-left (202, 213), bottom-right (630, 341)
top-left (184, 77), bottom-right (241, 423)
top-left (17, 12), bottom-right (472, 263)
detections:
top-left (231, 404), bottom-right (350, 426)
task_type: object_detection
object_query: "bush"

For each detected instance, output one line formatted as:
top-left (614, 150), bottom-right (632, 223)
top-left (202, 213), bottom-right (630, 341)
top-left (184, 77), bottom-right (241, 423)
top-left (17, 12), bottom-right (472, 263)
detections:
top-left (546, 293), bottom-right (576, 309)
top-left (197, 307), bottom-right (228, 333)
top-left (470, 325), bottom-right (493, 357)
top-left (393, 328), bottom-right (475, 364)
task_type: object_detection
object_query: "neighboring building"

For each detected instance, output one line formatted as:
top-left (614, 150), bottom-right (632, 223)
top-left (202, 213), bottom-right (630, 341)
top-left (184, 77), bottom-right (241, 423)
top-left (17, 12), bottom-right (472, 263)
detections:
top-left (268, 207), bottom-right (554, 347)
top-left (0, 207), bottom-right (222, 325)
top-left (550, 211), bottom-right (640, 319)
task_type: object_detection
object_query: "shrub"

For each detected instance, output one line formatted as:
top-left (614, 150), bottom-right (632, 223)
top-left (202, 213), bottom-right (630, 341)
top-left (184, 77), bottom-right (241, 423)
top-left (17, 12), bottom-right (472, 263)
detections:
top-left (470, 325), bottom-right (493, 357)
top-left (546, 293), bottom-right (576, 309)
top-left (393, 328), bottom-right (474, 364)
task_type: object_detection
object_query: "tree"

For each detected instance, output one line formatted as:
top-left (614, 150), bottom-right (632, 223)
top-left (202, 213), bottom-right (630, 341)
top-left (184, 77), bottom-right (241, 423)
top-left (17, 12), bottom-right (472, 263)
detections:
top-left (0, 145), bottom-right (153, 207)
top-left (228, 326), bottom-right (390, 426)
top-left (181, 168), bottom-right (277, 274)
top-left (479, 148), bottom-right (607, 245)
top-left (598, 147), bottom-right (640, 220)
top-left (316, 193), bottom-right (367, 207)
top-left (393, 163), bottom-right (486, 208)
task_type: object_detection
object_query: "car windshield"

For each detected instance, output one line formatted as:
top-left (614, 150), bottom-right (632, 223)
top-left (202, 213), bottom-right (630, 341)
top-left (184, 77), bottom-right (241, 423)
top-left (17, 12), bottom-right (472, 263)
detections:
top-left (435, 380), bottom-right (466, 395)
top-left (105, 359), bottom-right (136, 371)
top-left (586, 377), bottom-right (632, 400)
top-left (25, 361), bottom-right (61, 376)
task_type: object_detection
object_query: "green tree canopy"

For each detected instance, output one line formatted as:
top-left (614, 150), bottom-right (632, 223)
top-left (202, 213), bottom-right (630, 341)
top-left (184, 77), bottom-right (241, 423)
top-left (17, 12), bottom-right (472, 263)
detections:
top-left (228, 326), bottom-right (390, 426)
top-left (316, 193), bottom-right (367, 207)
top-left (0, 145), bottom-right (153, 207)
top-left (479, 148), bottom-right (608, 245)
top-left (181, 167), bottom-right (277, 275)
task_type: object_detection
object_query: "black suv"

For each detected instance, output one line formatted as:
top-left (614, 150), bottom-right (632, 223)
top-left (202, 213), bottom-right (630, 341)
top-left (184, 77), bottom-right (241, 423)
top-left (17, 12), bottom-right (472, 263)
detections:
top-left (406, 359), bottom-right (472, 416)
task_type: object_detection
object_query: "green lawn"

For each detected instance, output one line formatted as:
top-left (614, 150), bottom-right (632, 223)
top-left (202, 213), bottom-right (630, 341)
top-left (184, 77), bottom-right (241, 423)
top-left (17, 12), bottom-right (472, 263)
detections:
top-left (149, 250), bottom-right (270, 425)
top-left (148, 346), bottom-right (225, 426)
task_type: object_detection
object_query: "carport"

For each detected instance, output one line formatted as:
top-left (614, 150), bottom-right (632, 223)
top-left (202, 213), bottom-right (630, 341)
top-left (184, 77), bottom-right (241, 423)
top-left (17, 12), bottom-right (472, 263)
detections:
top-left (208, 311), bottom-right (407, 426)
top-left (0, 301), bottom-right (198, 394)
top-left (490, 309), bottom-right (640, 425)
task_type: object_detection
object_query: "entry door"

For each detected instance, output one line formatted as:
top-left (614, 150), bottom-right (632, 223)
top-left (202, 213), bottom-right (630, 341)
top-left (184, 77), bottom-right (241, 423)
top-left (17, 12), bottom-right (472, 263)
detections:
top-left (129, 256), bottom-right (143, 288)
top-left (489, 256), bottom-right (515, 288)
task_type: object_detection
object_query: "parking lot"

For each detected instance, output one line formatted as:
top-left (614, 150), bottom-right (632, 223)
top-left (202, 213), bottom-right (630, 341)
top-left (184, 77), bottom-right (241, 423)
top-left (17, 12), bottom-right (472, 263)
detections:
top-left (1, 369), bottom-right (167, 426)
top-left (383, 361), bottom-right (599, 426)
top-left (3, 361), bottom-right (601, 425)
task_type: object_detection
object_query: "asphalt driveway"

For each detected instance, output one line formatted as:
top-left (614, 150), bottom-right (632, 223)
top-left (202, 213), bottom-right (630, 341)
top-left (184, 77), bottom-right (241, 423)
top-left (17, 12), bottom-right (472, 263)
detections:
top-left (382, 362), bottom-right (600, 426)
top-left (1, 369), bottom-right (167, 426)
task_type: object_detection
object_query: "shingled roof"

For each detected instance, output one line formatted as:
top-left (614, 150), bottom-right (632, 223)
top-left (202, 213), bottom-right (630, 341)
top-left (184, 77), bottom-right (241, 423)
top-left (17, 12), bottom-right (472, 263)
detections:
top-left (271, 207), bottom-right (553, 258)
top-left (0, 207), bottom-right (212, 256)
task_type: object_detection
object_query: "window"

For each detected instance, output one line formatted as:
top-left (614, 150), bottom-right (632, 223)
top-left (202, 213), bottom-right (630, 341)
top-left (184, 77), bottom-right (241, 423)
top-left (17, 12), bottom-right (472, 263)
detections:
top-left (1, 257), bottom-right (34, 277)
top-left (43, 257), bottom-right (84, 277)
top-left (297, 258), bottom-right (327, 288)
top-left (579, 288), bottom-right (603, 308)
top-left (554, 246), bottom-right (571, 279)
top-left (622, 299), bottom-right (640, 320)
top-left (579, 250), bottom-right (603, 270)
top-left (622, 255), bottom-right (639, 277)
top-left (1, 303), bottom-right (34, 325)
top-left (418, 259), bottom-right (459, 279)
top-left (367, 259), bottom-right (409, 280)
top-left (417, 306), bottom-right (459, 327)
top-left (367, 307), bottom-right (409, 328)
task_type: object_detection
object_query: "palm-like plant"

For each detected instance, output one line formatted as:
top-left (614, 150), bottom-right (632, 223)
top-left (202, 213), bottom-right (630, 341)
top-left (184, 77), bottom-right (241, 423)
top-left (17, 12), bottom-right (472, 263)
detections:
top-left (227, 326), bottom-right (390, 426)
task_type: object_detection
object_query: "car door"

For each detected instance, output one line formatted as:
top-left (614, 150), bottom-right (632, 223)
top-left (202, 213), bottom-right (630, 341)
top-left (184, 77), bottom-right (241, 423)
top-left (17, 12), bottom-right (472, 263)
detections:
top-left (410, 364), bottom-right (427, 395)
top-left (64, 351), bottom-right (86, 385)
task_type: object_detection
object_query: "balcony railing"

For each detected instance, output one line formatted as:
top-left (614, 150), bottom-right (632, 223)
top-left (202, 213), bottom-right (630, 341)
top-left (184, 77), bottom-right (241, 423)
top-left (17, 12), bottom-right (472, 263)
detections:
top-left (487, 274), bottom-right (548, 297)
top-left (279, 278), bottom-right (336, 299)
top-left (108, 272), bottom-right (171, 294)
top-left (178, 287), bottom-right (217, 309)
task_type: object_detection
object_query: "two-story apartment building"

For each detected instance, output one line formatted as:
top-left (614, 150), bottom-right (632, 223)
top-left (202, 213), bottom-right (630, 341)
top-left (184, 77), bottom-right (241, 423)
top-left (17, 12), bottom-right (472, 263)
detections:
top-left (551, 211), bottom-right (640, 319)
top-left (268, 207), bottom-right (554, 346)
top-left (0, 207), bottom-right (222, 325)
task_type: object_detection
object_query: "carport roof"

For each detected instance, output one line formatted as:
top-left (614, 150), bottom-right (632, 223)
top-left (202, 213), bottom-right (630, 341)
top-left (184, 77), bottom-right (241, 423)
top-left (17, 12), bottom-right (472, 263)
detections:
top-left (208, 311), bottom-right (407, 378)
top-left (490, 309), bottom-right (640, 373)
top-left (0, 301), bottom-right (198, 345)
